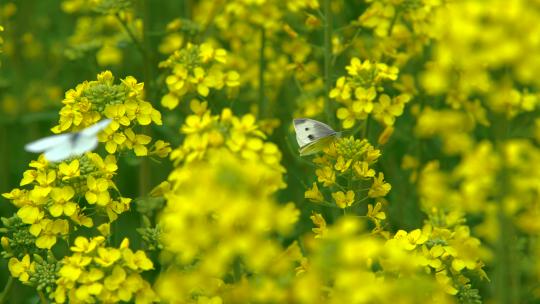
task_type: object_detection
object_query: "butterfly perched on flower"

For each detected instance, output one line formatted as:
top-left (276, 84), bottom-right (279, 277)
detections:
top-left (25, 119), bottom-right (112, 162)
top-left (293, 118), bottom-right (340, 156)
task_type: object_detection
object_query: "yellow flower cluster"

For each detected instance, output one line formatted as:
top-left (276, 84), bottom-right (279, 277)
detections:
top-left (192, 0), bottom-right (322, 114)
top-left (54, 236), bottom-right (157, 303)
top-left (356, 0), bottom-right (444, 64)
top-left (170, 100), bottom-right (284, 175)
top-left (296, 217), bottom-right (453, 303)
top-left (52, 71), bottom-right (167, 157)
top-left (2, 152), bottom-right (128, 250)
top-left (418, 139), bottom-right (540, 243)
top-left (306, 136), bottom-right (390, 215)
top-left (159, 43), bottom-right (240, 110)
top-left (331, 57), bottom-right (411, 128)
top-left (62, 0), bottom-right (139, 66)
top-left (158, 18), bottom-right (201, 55)
top-left (156, 151), bottom-right (299, 302)
top-left (415, 108), bottom-right (475, 156)
top-left (421, 0), bottom-right (540, 116)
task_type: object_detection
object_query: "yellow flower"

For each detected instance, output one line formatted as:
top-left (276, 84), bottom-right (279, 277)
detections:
top-left (316, 166), bottom-right (335, 186)
top-left (122, 248), bottom-right (154, 271)
top-left (125, 100), bottom-right (162, 126)
top-left (104, 265), bottom-right (126, 291)
top-left (35, 170), bottom-right (56, 196)
top-left (71, 236), bottom-right (105, 254)
top-left (354, 161), bottom-right (375, 178)
top-left (94, 247), bottom-right (121, 267)
top-left (310, 213), bottom-right (327, 238)
top-left (161, 93), bottom-right (180, 110)
top-left (17, 190), bottom-right (46, 224)
top-left (58, 160), bottom-right (80, 181)
top-left (124, 128), bottom-right (152, 156)
top-left (121, 76), bottom-right (145, 97)
top-left (335, 156), bottom-right (352, 172)
top-left (97, 223), bottom-right (110, 236)
top-left (373, 94), bottom-right (410, 126)
top-left (394, 229), bottom-right (428, 250)
top-left (149, 140), bottom-right (172, 158)
top-left (231, 113), bottom-right (261, 135)
top-left (88, 153), bottom-right (118, 177)
top-left (336, 106), bottom-right (358, 129)
top-left (305, 182), bottom-right (324, 202)
top-left (190, 67), bottom-right (213, 97)
top-left (100, 127), bottom-right (127, 154)
top-left (50, 186), bottom-right (77, 217)
top-left (368, 172), bottom-right (391, 198)
top-left (332, 190), bottom-right (355, 208)
top-left (59, 253), bottom-right (92, 282)
top-left (329, 76), bottom-right (352, 102)
top-left (346, 58), bottom-right (372, 76)
top-left (8, 255), bottom-right (34, 283)
top-left (367, 202), bottom-right (386, 221)
top-left (97, 43), bottom-right (122, 66)
top-left (30, 218), bottom-right (69, 249)
top-left (20, 169), bottom-right (37, 186)
top-left (225, 71), bottom-right (240, 87)
top-left (353, 86), bottom-right (376, 113)
top-left (181, 112), bottom-right (214, 134)
top-left (85, 176), bottom-right (110, 206)
top-left (104, 104), bottom-right (130, 130)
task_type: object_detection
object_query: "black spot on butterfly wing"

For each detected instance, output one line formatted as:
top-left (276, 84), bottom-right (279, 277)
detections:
top-left (308, 134), bottom-right (315, 140)
top-left (69, 132), bottom-right (80, 148)
top-left (310, 122), bottom-right (336, 140)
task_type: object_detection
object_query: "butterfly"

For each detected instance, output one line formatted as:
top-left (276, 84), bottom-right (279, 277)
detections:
top-left (293, 118), bottom-right (340, 156)
top-left (25, 119), bottom-right (112, 162)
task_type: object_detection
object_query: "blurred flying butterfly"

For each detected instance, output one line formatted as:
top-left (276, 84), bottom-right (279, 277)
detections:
top-left (25, 119), bottom-right (112, 162)
top-left (293, 118), bottom-right (340, 156)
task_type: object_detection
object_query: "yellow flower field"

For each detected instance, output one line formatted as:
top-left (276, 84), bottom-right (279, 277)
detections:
top-left (0, 0), bottom-right (539, 303)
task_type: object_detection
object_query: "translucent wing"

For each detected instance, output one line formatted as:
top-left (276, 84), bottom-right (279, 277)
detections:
top-left (71, 135), bottom-right (98, 156)
top-left (293, 118), bottom-right (336, 148)
top-left (43, 141), bottom-right (75, 162)
top-left (80, 119), bottom-right (112, 137)
top-left (299, 133), bottom-right (340, 156)
top-left (25, 133), bottom-right (71, 153)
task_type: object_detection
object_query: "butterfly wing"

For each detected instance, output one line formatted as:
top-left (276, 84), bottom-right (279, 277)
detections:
top-left (293, 118), bottom-right (336, 148)
top-left (299, 133), bottom-right (339, 156)
top-left (71, 135), bottom-right (98, 156)
top-left (43, 140), bottom-right (75, 162)
top-left (26, 119), bottom-right (110, 163)
top-left (79, 119), bottom-right (112, 137)
top-left (25, 133), bottom-right (71, 153)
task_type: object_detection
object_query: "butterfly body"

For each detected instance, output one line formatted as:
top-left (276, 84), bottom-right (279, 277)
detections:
top-left (293, 118), bottom-right (340, 156)
top-left (25, 119), bottom-right (111, 162)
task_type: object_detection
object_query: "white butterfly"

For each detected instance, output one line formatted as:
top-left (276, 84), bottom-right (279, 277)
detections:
top-left (293, 118), bottom-right (340, 156)
top-left (25, 119), bottom-right (112, 162)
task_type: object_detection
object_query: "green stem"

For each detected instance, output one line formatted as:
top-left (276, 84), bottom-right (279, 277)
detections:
top-left (387, 8), bottom-right (400, 36)
top-left (323, 0), bottom-right (335, 127)
top-left (200, 1), bottom-right (224, 40)
top-left (0, 277), bottom-right (14, 304)
top-left (184, 0), bottom-right (192, 19)
top-left (37, 291), bottom-right (47, 303)
top-left (493, 116), bottom-right (519, 303)
top-left (362, 117), bottom-right (370, 140)
top-left (0, 125), bottom-right (7, 198)
top-left (138, 0), bottom-right (153, 196)
top-left (115, 13), bottom-right (147, 61)
top-left (258, 27), bottom-right (266, 118)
